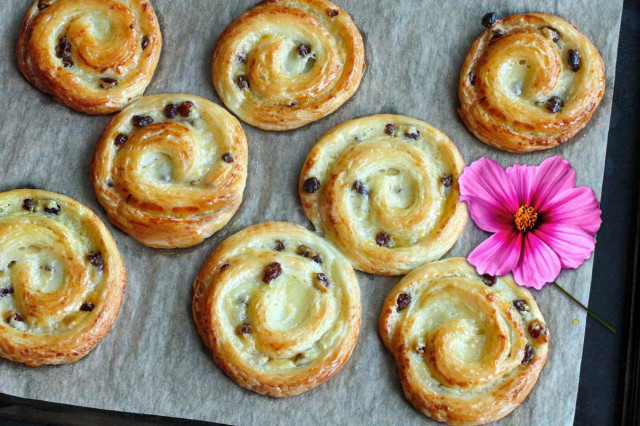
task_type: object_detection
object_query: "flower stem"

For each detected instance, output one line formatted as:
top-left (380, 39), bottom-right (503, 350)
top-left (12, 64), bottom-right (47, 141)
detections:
top-left (551, 282), bottom-right (616, 333)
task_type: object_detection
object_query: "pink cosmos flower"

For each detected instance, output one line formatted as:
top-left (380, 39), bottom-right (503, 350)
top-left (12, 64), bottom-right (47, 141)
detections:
top-left (459, 156), bottom-right (602, 290)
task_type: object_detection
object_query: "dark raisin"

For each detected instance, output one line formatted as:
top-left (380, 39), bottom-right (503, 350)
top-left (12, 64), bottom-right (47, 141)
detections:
top-left (132, 115), bottom-right (153, 127)
top-left (441, 175), bottom-right (453, 187)
top-left (178, 101), bottom-right (194, 117)
top-left (296, 245), bottom-right (322, 263)
top-left (80, 302), bottom-right (95, 312)
top-left (567, 49), bottom-right (580, 72)
top-left (22, 199), bottom-right (35, 212)
top-left (220, 263), bottom-right (231, 271)
top-left (38, 0), bottom-right (53, 10)
top-left (482, 274), bottom-right (496, 286)
top-left (416, 345), bottom-right (426, 354)
top-left (141, 35), bottom-right (150, 50)
top-left (87, 252), bottom-right (104, 271)
top-left (237, 323), bottom-right (252, 335)
top-left (237, 53), bottom-right (247, 64)
top-left (522, 345), bottom-right (534, 364)
top-left (513, 299), bottom-right (530, 312)
top-left (314, 273), bottom-right (330, 292)
top-left (311, 254), bottom-right (323, 264)
top-left (396, 293), bottom-right (411, 312)
top-left (375, 232), bottom-right (391, 247)
top-left (56, 37), bottom-right (73, 68)
top-left (114, 133), bottom-right (128, 148)
top-left (327, 9), bottom-right (339, 17)
top-left (263, 262), bottom-right (282, 283)
top-left (7, 313), bottom-right (23, 323)
top-left (274, 240), bottom-right (286, 251)
top-left (99, 78), bottom-right (118, 89)
top-left (469, 71), bottom-right (476, 86)
top-left (44, 265), bottom-right (54, 272)
top-left (546, 96), bottom-right (564, 114)
top-left (528, 319), bottom-right (549, 342)
top-left (0, 287), bottom-right (13, 297)
top-left (405, 130), bottom-right (420, 139)
top-left (491, 30), bottom-right (504, 40)
top-left (543, 26), bottom-right (561, 42)
top-left (482, 12), bottom-right (498, 28)
top-left (222, 153), bottom-right (234, 163)
top-left (297, 44), bottom-right (311, 57)
top-left (44, 202), bottom-right (61, 215)
top-left (164, 103), bottom-right (178, 119)
top-left (8, 261), bottom-right (16, 268)
top-left (236, 75), bottom-right (249, 90)
top-left (287, 101), bottom-right (298, 107)
top-left (384, 123), bottom-right (397, 136)
top-left (353, 180), bottom-right (369, 195)
top-left (302, 177), bottom-right (320, 193)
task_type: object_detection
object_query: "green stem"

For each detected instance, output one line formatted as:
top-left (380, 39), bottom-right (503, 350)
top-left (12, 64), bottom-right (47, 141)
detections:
top-left (551, 282), bottom-right (616, 333)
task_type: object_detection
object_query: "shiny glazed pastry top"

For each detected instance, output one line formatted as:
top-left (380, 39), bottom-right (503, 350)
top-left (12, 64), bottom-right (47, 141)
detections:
top-left (0, 189), bottom-right (126, 367)
top-left (192, 222), bottom-right (361, 397)
top-left (379, 258), bottom-right (549, 426)
top-left (300, 114), bottom-right (468, 276)
top-left (458, 13), bottom-right (605, 153)
top-left (211, 0), bottom-right (365, 131)
top-left (17, 0), bottom-right (162, 115)
top-left (91, 94), bottom-right (248, 249)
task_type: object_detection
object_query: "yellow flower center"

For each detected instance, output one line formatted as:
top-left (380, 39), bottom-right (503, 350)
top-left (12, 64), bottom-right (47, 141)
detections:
top-left (514, 205), bottom-right (538, 232)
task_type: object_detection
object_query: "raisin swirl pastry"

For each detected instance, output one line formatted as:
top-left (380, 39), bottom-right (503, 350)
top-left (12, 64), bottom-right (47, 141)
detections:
top-left (193, 222), bottom-right (361, 397)
top-left (379, 258), bottom-right (549, 425)
top-left (91, 94), bottom-right (248, 249)
top-left (458, 13), bottom-right (605, 153)
top-left (211, 0), bottom-right (365, 131)
top-left (0, 189), bottom-right (126, 367)
top-left (300, 114), bottom-right (468, 276)
top-left (17, 0), bottom-right (161, 115)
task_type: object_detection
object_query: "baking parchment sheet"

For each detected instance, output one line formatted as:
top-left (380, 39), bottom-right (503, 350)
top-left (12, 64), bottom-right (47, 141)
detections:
top-left (0, 1), bottom-right (623, 424)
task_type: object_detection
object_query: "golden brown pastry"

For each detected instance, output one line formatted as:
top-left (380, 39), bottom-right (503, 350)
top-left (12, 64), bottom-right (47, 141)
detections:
top-left (299, 114), bottom-right (468, 276)
top-left (0, 189), bottom-right (126, 367)
top-left (458, 13), bottom-right (605, 153)
top-left (211, 0), bottom-right (365, 131)
top-left (379, 258), bottom-right (549, 426)
top-left (193, 222), bottom-right (361, 397)
top-left (91, 93), bottom-right (248, 249)
top-left (17, 0), bottom-right (162, 115)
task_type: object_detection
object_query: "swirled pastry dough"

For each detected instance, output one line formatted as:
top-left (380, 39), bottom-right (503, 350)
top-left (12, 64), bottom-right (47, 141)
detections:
top-left (0, 189), bottom-right (126, 367)
top-left (300, 114), bottom-right (468, 276)
top-left (458, 13), bottom-right (605, 153)
top-left (379, 258), bottom-right (549, 425)
top-left (211, 0), bottom-right (365, 131)
top-left (193, 222), bottom-right (361, 397)
top-left (17, 0), bottom-right (161, 115)
top-left (91, 94), bottom-right (248, 249)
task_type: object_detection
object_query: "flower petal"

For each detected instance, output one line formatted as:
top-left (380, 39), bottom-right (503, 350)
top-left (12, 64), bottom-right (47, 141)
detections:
top-left (539, 186), bottom-right (602, 235)
top-left (512, 233), bottom-right (561, 290)
top-left (528, 156), bottom-right (577, 210)
top-left (506, 163), bottom-right (537, 206)
top-left (459, 157), bottom-right (519, 225)
top-left (460, 195), bottom-right (514, 232)
top-left (534, 223), bottom-right (596, 269)
top-left (468, 231), bottom-right (523, 276)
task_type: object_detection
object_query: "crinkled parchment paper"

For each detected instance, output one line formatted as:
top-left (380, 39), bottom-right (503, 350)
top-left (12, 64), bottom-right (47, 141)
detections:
top-left (0, 1), bottom-right (622, 424)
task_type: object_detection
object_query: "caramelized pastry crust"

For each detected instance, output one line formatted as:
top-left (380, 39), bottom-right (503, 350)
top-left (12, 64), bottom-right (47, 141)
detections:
top-left (300, 114), bottom-right (467, 276)
top-left (0, 189), bottom-right (126, 367)
top-left (379, 258), bottom-right (549, 425)
top-left (193, 222), bottom-right (361, 397)
top-left (91, 94), bottom-right (248, 249)
top-left (211, 0), bottom-right (365, 131)
top-left (458, 13), bottom-right (605, 152)
top-left (17, 0), bottom-right (162, 114)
